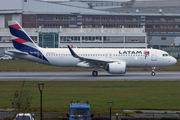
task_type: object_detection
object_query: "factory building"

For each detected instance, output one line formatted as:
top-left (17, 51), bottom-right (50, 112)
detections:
top-left (0, 0), bottom-right (180, 56)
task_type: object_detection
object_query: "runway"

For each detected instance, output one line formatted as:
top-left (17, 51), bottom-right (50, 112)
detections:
top-left (0, 71), bottom-right (180, 81)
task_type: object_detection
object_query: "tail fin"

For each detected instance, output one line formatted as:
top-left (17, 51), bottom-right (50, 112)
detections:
top-left (8, 21), bottom-right (39, 52)
top-left (8, 21), bottom-right (48, 62)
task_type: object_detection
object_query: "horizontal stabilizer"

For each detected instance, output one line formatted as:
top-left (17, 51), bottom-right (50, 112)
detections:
top-left (5, 50), bottom-right (28, 55)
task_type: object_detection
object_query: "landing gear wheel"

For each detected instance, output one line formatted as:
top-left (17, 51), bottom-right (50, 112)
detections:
top-left (151, 72), bottom-right (156, 76)
top-left (92, 71), bottom-right (98, 76)
top-left (151, 67), bottom-right (156, 76)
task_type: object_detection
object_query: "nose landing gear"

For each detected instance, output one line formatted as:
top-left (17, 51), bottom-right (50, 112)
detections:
top-left (151, 67), bottom-right (156, 76)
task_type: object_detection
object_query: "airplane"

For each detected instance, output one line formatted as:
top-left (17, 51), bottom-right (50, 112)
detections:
top-left (5, 21), bottom-right (177, 76)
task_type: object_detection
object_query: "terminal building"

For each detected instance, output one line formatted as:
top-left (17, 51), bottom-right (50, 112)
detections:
top-left (40, 26), bottom-right (146, 48)
top-left (0, 0), bottom-right (180, 56)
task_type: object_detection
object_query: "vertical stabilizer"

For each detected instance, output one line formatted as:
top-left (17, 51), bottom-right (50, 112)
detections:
top-left (8, 21), bottom-right (39, 52)
top-left (8, 21), bottom-right (48, 62)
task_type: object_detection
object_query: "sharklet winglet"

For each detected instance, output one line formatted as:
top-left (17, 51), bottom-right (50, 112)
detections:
top-left (67, 45), bottom-right (79, 58)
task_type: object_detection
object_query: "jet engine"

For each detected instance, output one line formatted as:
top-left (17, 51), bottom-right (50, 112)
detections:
top-left (105, 62), bottom-right (126, 74)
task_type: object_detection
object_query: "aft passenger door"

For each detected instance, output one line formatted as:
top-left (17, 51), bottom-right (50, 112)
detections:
top-left (105, 53), bottom-right (108, 58)
top-left (109, 53), bottom-right (112, 59)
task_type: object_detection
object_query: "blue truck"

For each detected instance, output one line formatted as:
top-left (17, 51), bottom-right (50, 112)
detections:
top-left (67, 101), bottom-right (93, 120)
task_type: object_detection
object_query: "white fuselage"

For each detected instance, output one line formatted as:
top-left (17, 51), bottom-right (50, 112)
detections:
top-left (7, 21), bottom-right (177, 76)
top-left (6, 48), bottom-right (176, 68)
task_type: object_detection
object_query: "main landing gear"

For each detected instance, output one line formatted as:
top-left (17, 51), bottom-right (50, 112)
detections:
top-left (92, 66), bottom-right (99, 76)
top-left (151, 67), bottom-right (156, 76)
top-left (92, 70), bottom-right (98, 76)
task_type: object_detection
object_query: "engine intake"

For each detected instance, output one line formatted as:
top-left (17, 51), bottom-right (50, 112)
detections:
top-left (105, 62), bottom-right (126, 74)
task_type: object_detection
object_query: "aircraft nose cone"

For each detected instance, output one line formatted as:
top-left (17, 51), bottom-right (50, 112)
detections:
top-left (171, 57), bottom-right (177, 65)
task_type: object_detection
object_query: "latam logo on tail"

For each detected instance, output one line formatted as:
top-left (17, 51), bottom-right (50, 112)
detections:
top-left (8, 22), bottom-right (48, 62)
top-left (119, 50), bottom-right (150, 59)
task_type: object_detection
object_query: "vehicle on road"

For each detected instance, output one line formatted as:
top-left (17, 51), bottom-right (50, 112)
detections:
top-left (0, 55), bottom-right (12, 60)
top-left (67, 101), bottom-right (93, 120)
top-left (6, 21), bottom-right (177, 76)
top-left (14, 113), bottom-right (35, 120)
top-left (0, 115), bottom-right (3, 120)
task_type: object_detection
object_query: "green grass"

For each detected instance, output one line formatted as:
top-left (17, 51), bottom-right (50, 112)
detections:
top-left (1, 81), bottom-right (180, 114)
top-left (0, 60), bottom-right (180, 114)
top-left (0, 60), bottom-right (179, 71)
top-left (0, 60), bottom-right (96, 71)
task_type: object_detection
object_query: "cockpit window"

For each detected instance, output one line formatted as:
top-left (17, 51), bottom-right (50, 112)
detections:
top-left (162, 54), bottom-right (170, 57)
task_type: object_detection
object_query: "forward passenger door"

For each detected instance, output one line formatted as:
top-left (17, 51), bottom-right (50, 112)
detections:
top-left (151, 50), bottom-right (157, 61)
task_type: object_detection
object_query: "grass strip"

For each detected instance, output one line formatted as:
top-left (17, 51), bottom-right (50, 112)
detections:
top-left (0, 81), bottom-right (180, 114)
top-left (0, 60), bottom-right (179, 71)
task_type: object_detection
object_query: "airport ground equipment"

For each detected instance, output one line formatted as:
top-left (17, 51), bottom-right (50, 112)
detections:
top-left (66, 101), bottom-right (93, 120)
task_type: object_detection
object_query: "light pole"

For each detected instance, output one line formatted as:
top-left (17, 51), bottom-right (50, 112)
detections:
top-left (107, 101), bottom-right (114, 120)
top-left (38, 83), bottom-right (44, 120)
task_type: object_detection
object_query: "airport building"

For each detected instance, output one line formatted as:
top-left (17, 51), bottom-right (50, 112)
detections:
top-left (0, 0), bottom-right (180, 56)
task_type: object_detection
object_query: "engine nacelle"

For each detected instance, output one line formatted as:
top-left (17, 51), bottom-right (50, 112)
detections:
top-left (105, 62), bottom-right (126, 74)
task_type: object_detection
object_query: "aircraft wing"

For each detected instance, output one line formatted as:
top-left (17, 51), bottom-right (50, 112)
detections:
top-left (67, 45), bottom-right (119, 66)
